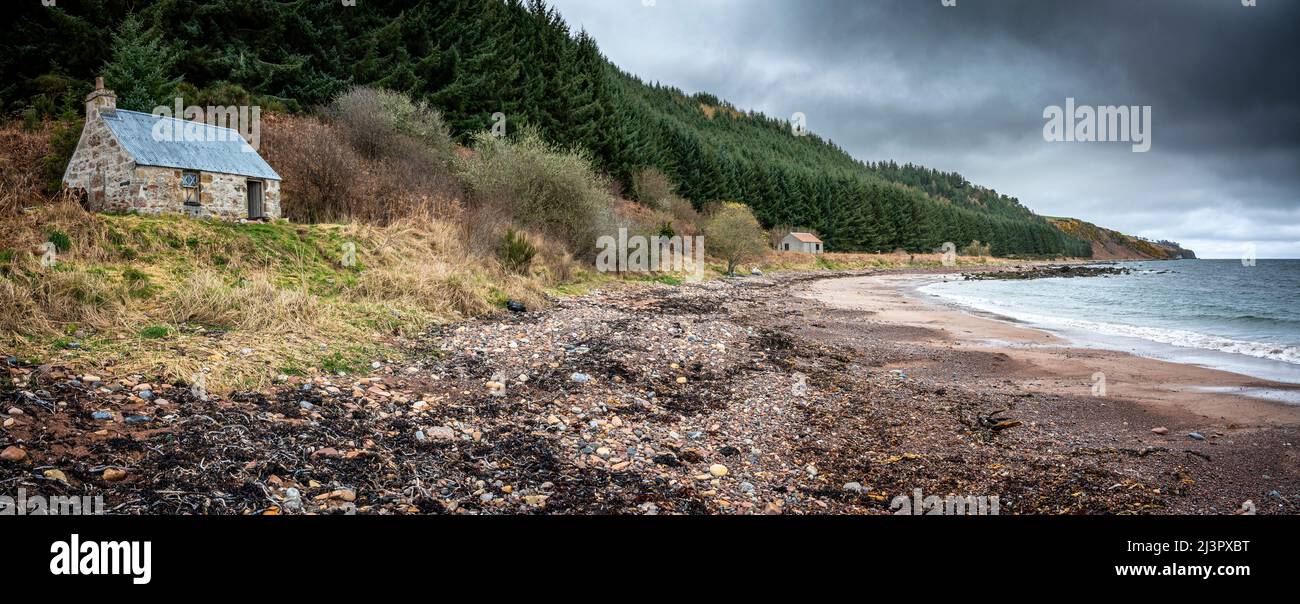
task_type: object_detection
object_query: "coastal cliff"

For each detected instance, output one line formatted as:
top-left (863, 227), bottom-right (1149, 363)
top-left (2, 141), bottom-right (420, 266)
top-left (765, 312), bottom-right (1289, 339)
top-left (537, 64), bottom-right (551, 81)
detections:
top-left (1049, 217), bottom-right (1197, 260)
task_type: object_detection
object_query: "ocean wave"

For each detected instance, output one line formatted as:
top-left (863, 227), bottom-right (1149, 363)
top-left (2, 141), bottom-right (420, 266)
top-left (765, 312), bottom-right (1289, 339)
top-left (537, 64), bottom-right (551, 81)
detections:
top-left (921, 285), bottom-right (1300, 366)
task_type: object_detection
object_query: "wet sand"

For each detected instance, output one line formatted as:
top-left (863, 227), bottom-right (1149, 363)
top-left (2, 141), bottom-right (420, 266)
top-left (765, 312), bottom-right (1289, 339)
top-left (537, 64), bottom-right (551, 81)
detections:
top-left (802, 274), bottom-right (1300, 429)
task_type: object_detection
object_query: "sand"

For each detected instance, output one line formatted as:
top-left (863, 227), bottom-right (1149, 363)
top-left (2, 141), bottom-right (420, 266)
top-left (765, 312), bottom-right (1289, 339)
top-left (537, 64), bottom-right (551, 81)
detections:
top-left (802, 273), bottom-right (1300, 428)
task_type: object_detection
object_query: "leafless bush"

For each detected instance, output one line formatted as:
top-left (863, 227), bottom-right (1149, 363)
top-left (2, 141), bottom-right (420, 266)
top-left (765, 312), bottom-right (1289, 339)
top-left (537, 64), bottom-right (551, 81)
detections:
top-left (328, 86), bottom-right (456, 166)
top-left (0, 121), bottom-right (54, 218)
top-left (664, 195), bottom-right (703, 237)
top-left (260, 113), bottom-right (463, 225)
top-left (260, 115), bottom-right (359, 223)
top-left (631, 167), bottom-right (675, 208)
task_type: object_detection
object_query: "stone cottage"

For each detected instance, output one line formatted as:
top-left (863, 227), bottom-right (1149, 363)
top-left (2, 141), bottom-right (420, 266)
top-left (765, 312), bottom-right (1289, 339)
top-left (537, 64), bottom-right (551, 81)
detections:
top-left (779, 232), bottom-right (823, 254)
top-left (62, 77), bottom-right (281, 220)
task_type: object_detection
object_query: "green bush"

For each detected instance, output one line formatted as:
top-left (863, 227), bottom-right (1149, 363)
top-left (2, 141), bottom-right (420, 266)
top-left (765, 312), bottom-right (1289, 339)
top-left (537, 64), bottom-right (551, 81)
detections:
top-left (702, 202), bottom-right (767, 276)
top-left (498, 228), bottom-right (536, 274)
top-left (458, 128), bottom-right (612, 257)
top-left (47, 230), bottom-right (71, 253)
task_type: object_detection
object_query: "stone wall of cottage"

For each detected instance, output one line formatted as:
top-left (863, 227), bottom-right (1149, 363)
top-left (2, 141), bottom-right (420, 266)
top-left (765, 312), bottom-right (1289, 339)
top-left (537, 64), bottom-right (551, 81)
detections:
top-left (62, 114), bottom-right (137, 213)
top-left (134, 167), bottom-right (281, 220)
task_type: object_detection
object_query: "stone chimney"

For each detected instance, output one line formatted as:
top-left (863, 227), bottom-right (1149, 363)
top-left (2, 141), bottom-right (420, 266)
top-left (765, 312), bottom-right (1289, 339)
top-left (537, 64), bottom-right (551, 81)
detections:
top-left (85, 76), bottom-right (116, 120)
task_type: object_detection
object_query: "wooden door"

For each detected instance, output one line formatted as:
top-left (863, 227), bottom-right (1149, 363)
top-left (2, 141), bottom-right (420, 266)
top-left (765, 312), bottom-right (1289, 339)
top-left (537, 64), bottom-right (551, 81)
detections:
top-left (247, 180), bottom-right (264, 219)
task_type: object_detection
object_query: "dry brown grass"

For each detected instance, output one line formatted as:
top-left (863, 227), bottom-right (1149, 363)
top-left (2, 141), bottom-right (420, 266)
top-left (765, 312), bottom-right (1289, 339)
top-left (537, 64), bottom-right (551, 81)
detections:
top-left (0, 121), bottom-right (57, 245)
top-left (761, 249), bottom-right (1013, 272)
top-left (168, 270), bottom-right (321, 331)
top-left (0, 201), bottom-right (579, 392)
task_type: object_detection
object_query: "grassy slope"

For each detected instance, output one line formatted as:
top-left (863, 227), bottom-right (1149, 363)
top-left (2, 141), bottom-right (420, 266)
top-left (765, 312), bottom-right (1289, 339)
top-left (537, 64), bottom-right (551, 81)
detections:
top-left (1, 203), bottom-right (562, 391)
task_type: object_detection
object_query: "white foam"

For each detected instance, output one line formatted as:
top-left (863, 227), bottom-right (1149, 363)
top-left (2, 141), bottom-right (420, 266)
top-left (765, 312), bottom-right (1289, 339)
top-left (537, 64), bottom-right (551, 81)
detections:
top-left (920, 284), bottom-right (1300, 366)
top-left (1195, 386), bottom-right (1300, 406)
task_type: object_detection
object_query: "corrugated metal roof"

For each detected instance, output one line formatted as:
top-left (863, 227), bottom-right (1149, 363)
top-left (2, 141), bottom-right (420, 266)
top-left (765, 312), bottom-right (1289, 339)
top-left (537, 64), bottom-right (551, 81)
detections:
top-left (100, 109), bottom-right (280, 181)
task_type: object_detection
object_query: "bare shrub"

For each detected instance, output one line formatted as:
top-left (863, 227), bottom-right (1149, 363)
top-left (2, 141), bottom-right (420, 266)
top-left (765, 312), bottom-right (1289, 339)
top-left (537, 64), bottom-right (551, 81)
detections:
top-left (664, 195), bottom-right (703, 237)
top-left (328, 86), bottom-right (456, 165)
top-left (631, 167), bottom-right (675, 208)
top-left (260, 115), bottom-right (360, 223)
top-left (371, 133), bottom-right (464, 223)
top-left (260, 113), bottom-right (463, 224)
top-left (0, 121), bottom-right (56, 219)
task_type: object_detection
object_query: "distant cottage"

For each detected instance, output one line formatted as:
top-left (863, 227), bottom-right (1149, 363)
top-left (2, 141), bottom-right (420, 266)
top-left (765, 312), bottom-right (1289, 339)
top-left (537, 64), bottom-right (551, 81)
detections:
top-left (779, 231), bottom-right (823, 254)
top-left (63, 77), bottom-right (281, 221)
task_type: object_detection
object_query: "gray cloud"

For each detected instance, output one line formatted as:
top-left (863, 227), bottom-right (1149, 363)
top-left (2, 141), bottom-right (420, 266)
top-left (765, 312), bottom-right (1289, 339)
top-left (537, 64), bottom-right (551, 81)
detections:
top-left (550, 0), bottom-right (1300, 257)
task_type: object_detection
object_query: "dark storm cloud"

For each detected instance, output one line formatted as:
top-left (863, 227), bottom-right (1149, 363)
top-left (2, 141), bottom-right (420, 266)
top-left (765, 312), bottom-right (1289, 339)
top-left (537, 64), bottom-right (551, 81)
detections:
top-left (549, 0), bottom-right (1300, 257)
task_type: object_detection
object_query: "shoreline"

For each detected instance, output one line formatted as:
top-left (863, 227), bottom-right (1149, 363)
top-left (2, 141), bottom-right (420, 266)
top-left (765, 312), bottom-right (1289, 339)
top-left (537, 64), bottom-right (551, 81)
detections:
top-left (3, 266), bottom-right (1297, 514)
top-left (800, 272), bottom-right (1300, 429)
top-left (915, 264), bottom-right (1300, 386)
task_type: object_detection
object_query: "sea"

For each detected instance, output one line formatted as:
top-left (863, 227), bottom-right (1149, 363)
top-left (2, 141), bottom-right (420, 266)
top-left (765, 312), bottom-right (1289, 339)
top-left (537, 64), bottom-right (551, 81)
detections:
top-left (918, 259), bottom-right (1300, 388)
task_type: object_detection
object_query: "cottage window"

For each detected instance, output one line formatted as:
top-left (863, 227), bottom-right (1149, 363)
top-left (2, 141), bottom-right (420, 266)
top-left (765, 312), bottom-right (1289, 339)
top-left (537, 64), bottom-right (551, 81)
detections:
top-left (181, 171), bottom-right (201, 206)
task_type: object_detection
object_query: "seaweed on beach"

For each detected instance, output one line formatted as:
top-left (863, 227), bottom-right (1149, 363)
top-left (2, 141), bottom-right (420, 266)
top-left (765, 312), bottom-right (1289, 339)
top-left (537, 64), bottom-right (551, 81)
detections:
top-left (1, 268), bottom-right (1292, 515)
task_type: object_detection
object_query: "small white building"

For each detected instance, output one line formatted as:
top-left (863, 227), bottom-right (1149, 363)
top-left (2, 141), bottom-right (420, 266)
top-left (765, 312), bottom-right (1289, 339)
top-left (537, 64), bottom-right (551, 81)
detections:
top-left (779, 232), bottom-right (823, 254)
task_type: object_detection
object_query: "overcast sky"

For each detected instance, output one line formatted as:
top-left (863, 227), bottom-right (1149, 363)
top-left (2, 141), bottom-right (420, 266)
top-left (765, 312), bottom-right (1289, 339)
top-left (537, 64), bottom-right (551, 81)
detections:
top-left (548, 0), bottom-right (1299, 258)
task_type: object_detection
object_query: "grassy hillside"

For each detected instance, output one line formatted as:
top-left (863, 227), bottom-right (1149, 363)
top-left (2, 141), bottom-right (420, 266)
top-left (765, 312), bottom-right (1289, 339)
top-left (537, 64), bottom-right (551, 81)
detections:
top-left (1048, 218), bottom-right (1196, 260)
top-left (0, 201), bottom-right (567, 392)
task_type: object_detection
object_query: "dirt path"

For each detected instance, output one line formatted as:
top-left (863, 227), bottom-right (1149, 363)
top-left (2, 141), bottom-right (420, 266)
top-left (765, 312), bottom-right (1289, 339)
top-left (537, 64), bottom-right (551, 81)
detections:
top-left (2, 269), bottom-right (1296, 514)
